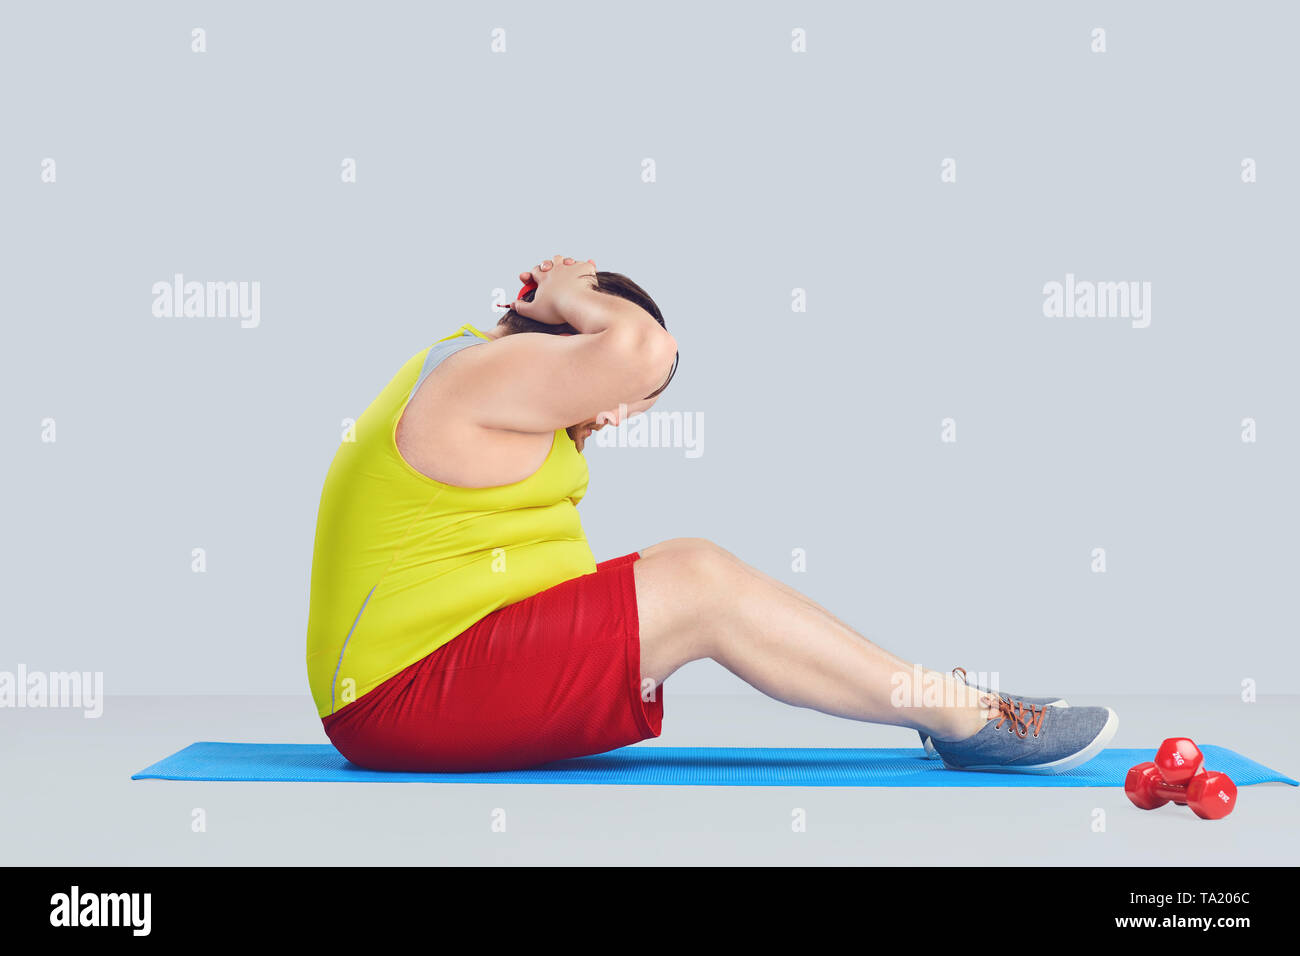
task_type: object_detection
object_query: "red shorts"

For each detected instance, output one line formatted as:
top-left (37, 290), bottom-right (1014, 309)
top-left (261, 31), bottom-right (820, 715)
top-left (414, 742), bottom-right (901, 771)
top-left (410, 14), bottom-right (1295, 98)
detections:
top-left (321, 552), bottom-right (663, 772)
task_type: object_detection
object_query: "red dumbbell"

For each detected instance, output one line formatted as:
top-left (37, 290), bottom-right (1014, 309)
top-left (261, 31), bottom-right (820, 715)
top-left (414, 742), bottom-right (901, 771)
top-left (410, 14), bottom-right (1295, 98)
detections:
top-left (1125, 738), bottom-right (1237, 820)
top-left (1153, 737), bottom-right (1203, 785)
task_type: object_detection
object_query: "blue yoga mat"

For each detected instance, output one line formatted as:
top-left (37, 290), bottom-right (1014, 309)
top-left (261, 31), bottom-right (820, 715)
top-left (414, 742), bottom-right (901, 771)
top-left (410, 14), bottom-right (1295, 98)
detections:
top-left (133, 742), bottom-right (1298, 787)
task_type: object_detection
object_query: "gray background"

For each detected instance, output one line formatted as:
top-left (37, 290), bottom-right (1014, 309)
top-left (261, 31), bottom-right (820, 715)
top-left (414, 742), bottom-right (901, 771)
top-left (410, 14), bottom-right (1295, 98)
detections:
top-left (3, 0), bottom-right (1297, 705)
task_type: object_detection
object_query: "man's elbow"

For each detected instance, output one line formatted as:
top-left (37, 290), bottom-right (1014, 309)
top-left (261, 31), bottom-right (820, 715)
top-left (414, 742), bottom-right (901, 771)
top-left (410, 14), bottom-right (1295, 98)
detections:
top-left (622, 326), bottom-right (677, 396)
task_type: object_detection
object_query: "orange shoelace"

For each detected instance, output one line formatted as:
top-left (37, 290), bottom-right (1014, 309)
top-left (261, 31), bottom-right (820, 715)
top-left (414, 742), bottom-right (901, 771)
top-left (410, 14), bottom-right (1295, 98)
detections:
top-left (992, 696), bottom-right (1047, 739)
top-left (952, 666), bottom-right (1048, 739)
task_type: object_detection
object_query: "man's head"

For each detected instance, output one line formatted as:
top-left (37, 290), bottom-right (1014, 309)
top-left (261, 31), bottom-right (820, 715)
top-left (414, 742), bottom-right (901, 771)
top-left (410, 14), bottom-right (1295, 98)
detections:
top-left (497, 271), bottom-right (677, 448)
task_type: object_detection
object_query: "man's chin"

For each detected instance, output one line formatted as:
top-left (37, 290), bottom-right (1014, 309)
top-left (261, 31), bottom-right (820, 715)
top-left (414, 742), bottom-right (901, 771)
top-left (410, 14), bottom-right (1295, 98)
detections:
top-left (567, 424), bottom-right (594, 451)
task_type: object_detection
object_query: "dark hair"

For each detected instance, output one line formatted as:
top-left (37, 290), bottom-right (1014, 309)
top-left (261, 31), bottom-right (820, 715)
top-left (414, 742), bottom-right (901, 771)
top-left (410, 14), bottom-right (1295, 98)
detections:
top-left (497, 271), bottom-right (678, 399)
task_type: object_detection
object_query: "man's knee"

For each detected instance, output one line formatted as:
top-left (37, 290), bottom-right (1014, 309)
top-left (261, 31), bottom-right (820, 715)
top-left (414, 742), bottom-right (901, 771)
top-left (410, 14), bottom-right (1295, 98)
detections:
top-left (635, 538), bottom-right (740, 665)
top-left (644, 537), bottom-right (730, 558)
top-left (642, 537), bottom-right (736, 586)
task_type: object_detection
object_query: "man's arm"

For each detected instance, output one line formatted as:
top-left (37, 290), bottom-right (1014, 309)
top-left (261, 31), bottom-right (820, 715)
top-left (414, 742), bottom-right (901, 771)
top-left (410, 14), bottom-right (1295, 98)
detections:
top-left (442, 260), bottom-right (676, 433)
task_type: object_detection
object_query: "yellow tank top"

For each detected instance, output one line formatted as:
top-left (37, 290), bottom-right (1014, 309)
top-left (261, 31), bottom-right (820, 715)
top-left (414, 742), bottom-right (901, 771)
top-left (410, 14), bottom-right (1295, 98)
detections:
top-left (305, 324), bottom-right (597, 718)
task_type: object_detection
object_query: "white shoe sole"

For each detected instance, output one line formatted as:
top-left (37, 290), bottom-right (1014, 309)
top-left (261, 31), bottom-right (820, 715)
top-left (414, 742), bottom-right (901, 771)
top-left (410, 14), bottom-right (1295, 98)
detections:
top-left (940, 707), bottom-right (1119, 775)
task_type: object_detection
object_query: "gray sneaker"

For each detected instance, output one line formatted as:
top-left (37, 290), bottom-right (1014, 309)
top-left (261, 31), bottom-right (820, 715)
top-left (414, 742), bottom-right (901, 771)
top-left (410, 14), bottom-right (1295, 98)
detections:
top-left (929, 701), bottom-right (1118, 775)
top-left (918, 668), bottom-right (1069, 759)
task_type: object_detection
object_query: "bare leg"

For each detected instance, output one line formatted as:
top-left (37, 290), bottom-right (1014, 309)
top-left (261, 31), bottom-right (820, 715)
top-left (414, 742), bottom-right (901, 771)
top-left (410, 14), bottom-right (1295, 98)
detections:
top-left (633, 538), bottom-right (994, 742)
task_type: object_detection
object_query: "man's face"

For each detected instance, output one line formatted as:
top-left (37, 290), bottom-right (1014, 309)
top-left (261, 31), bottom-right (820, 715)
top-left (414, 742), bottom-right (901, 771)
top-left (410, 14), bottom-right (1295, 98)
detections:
top-left (568, 396), bottom-right (659, 452)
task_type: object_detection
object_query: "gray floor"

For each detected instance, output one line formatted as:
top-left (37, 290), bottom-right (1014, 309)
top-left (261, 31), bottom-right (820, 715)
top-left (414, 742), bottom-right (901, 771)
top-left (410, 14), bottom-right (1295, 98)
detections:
top-left (3, 692), bottom-right (1296, 865)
